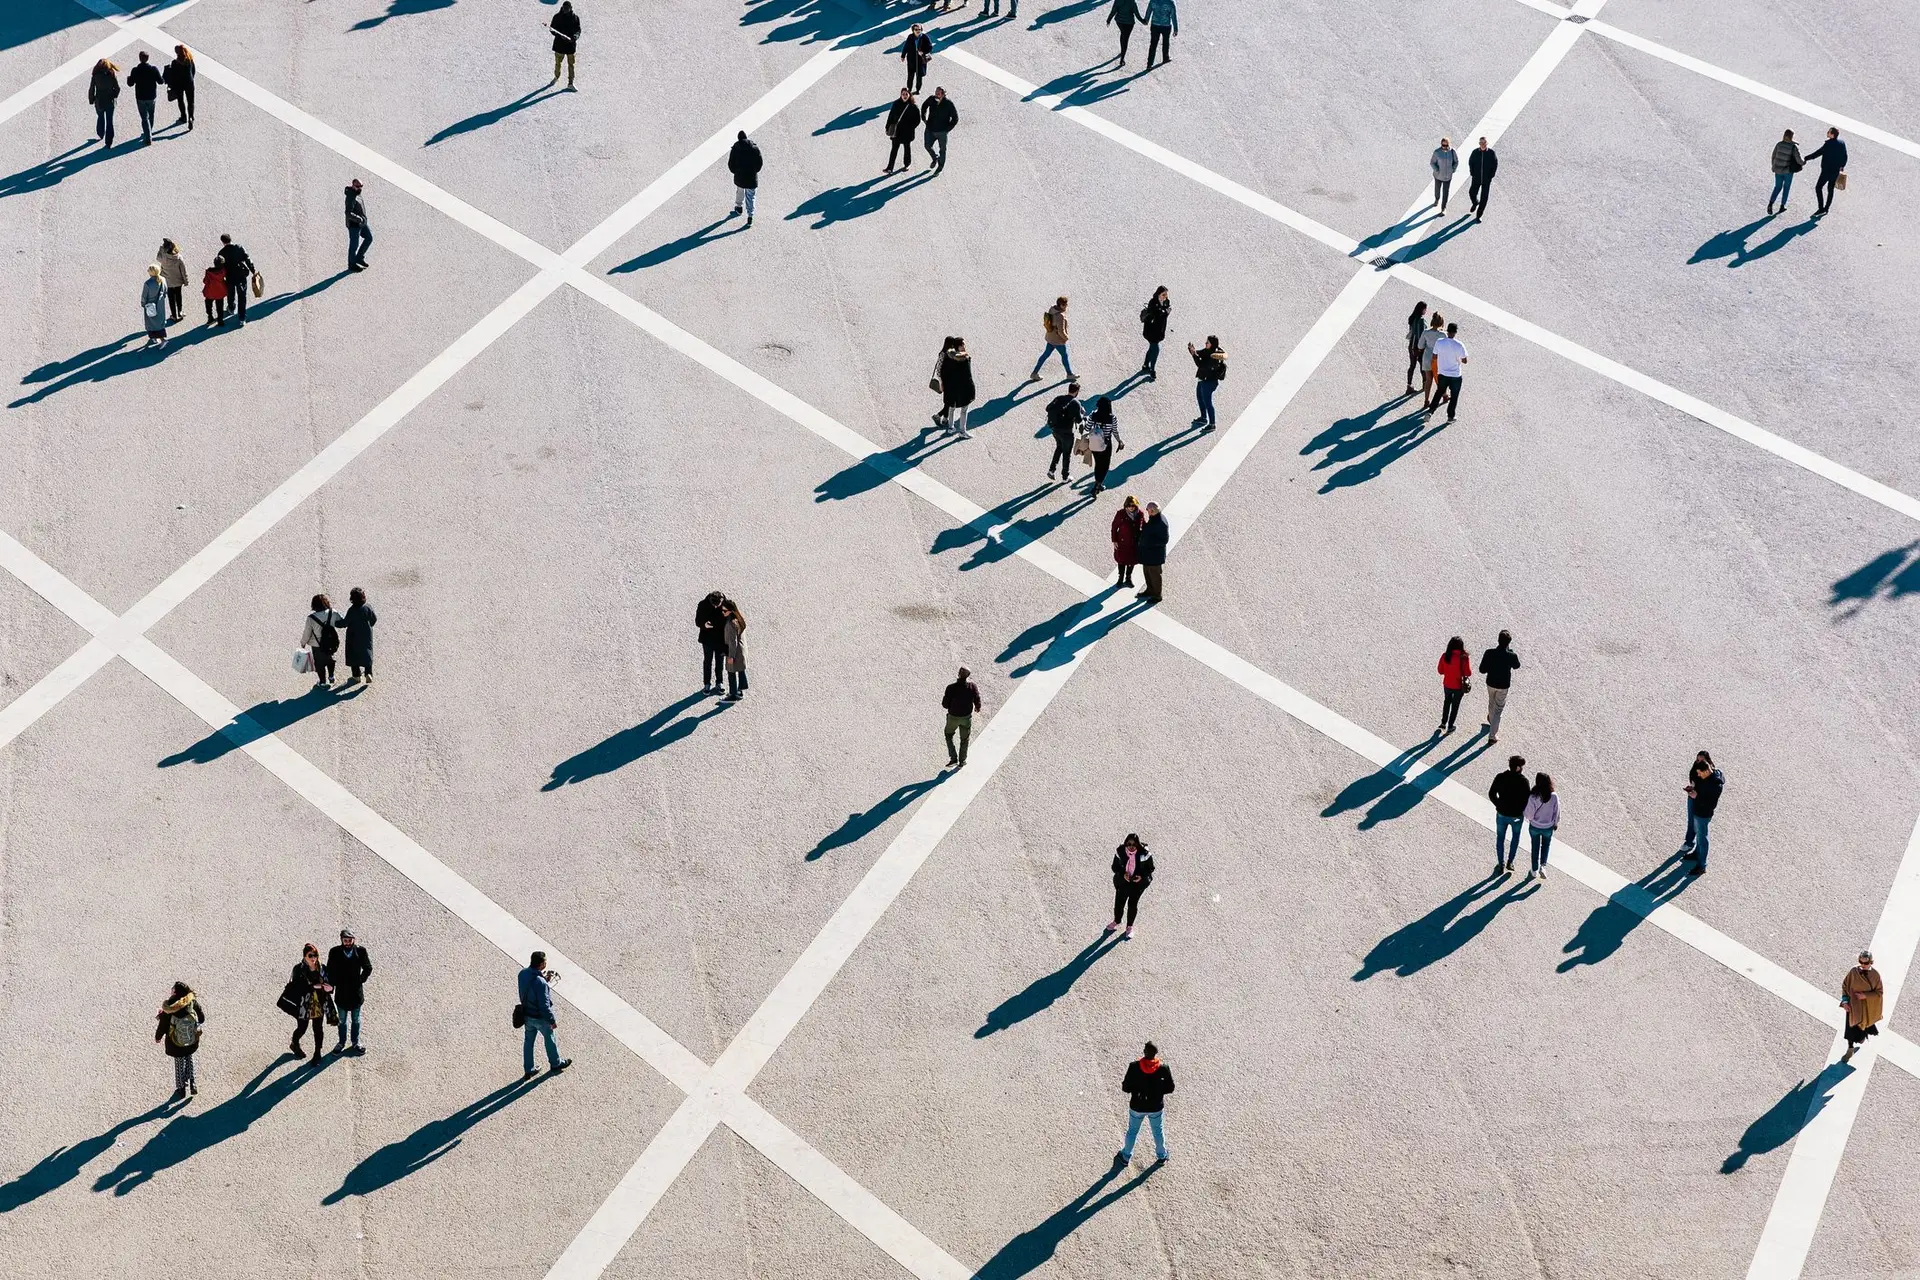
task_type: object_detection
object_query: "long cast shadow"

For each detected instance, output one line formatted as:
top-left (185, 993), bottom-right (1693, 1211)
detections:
top-left (0, 1101), bottom-right (176, 1212)
top-left (1392, 213), bottom-right (1477, 263)
top-left (1557, 851), bottom-right (1693, 971)
top-left (743, 0), bottom-right (927, 48)
top-left (1353, 870), bottom-right (1538, 980)
top-left (1830, 541), bottom-right (1920, 619)
top-left (787, 169), bottom-right (935, 228)
top-left (975, 1162), bottom-right (1160, 1278)
top-left (813, 100), bottom-right (892, 135)
top-left (995, 591), bottom-right (1150, 677)
top-left (1351, 207), bottom-right (1442, 257)
top-left (815, 424), bottom-right (962, 502)
top-left (1094, 420), bottom-right (1209, 491)
top-left (323, 1075), bottom-right (544, 1203)
top-left (1027, 0), bottom-right (1105, 27)
top-left (351, 0), bottom-right (456, 29)
top-left (1356, 730), bottom-right (1489, 828)
top-left (0, 140), bottom-right (123, 200)
top-left (159, 683), bottom-right (362, 768)
top-left (806, 775), bottom-right (943, 860)
top-left (976, 934), bottom-right (1121, 1037)
top-left (543, 691), bottom-right (728, 789)
top-left (969, 378), bottom-right (1053, 431)
top-left (1723, 1064), bottom-right (1851, 1173)
top-left (609, 216), bottom-right (748, 272)
top-left (937, 482), bottom-right (1099, 572)
top-left (1299, 393), bottom-right (1444, 491)
top-left (1688, 212), bottom-right (1819, 267)
top-left (1024, 59), bottom-right (1146, 108)
top-left (1, 0), bottom-right (172, 53)
top-left (426, 83), bottom-right (567, 145)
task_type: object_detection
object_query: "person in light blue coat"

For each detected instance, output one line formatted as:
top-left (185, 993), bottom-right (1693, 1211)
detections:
top-left (517, 952), bottom-right (572, 1078)
top-left (141, 265), bottom-right (168, 347)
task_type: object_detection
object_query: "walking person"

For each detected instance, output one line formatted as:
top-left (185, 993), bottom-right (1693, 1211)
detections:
top-left (900, 24), bottom-right (932, 94)
top-left (1115, 1042), bottom-right (1173, 1165)
top-left (517, 951), bottom-right (570, 1078)
top-left (1416, 311), bottom-right (1445, 409)
top-left (1106, 834), bottom-right (1153, 938)
top-left (280, 943), bottom-right (334, 1063)
top-left (1678, 750), bottom-right (1724, 876)
top-left (1840, 951), bottom-right (1884, 1064)
top-left (140, 265), bottom-right (168, 348)
top-left (1436, 635), bottom-right (1471, 734)
top-left (1139, 285), bottom-right (1170, 378)
top-left (1108, 0), bottom-right (1141, 64)
top-left (1466, 136), bottom-right (1497, 221)
top-left (1523, 773), bottom-right (1559, 881)
top-left (301, 594), bottom-right (346, 686)
top-left (1404, 300), bottom-right (1428, 393)
top-left (88, 58), bottom-right (120, 148)
top-left (922, 87), bottom-right (957, 175)
top-left (1426, 322), bottom-right (1466, 422)
top-left (127, 51), bottom-right (162, 146)
top-left (548, 1), bottom-right (580, 89)
top-left (1045, 380), bottom-right (1084, 480)
top-left (1477, 629), bottom-right (1519, 743)
top-left (1143, 0), bottom-right (1177, 68)
top-left (1430, 137), bottom-right (1459, 212)
top-left (722, 599), bottom-right (749, 701)
top-left (1111, 495), bottom-right (1143, 586)
top-left (1806, 127), bottom-right (1847, 216)
top-left (201, 258), bottom-right (225, 325)
top-left (727, 130), bottom-right (763, 225)
top-left (216, 234), bottom-right (253, 325)
top-left (1187, 335), bottom-right (1225, 430)
top-left (1768, 129), bottom-right (1802, 214)
top-left (157, 239), bottom-right (188, 322)
top-left (325, 930), bottom-right (372, 1054)
top-left (164, 44), bottom-right (195, 130)
top-left (942, 667), bottom-right (981, 769)
top-left (1135, 502), bottom-right (1168, 602)
top-left (1027, 296), bottom-right (1074, 381)
top-left (696, 591), bottom-right (728, 692)
top-left (1488, 755), bottom-right (1529, 875)
top-left (883, 88), bottom-right (921, 173)
top-left (936, 336), bottom-right (976, 437)
top-left (1084, 396), bottom-right (1124, 495)
top-left (156, 982), bottom-right (205, 1101)
top-left (343, 587), bottom-right (376, 683)
top-left (345, 178), bottom-right (372, 271)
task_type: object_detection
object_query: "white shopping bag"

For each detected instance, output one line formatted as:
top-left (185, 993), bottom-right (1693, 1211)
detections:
top-left (292, 648), bottom-right (313, 674)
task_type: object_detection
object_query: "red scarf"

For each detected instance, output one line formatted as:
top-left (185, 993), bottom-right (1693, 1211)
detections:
top-left (1138, 1056), bottom-right (1161, 1074)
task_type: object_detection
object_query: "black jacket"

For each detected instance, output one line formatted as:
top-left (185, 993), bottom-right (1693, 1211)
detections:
top-left (1690, 767), bottom-right (1726, 819)
top-left (1140, 295), bottom-right (1169, 342)
top-left (696, 595), bottom-right (727, 649)
top-left (1111, 843), bottom-right (1154, 888)
top-left (156, 998), bottom-right (206, 1058)
top-left (283, 961), bottom-right (332, 1020)
top-left (345, 187), bottom-right (367, 227)
top-left (164, 56), bottom-right (195, 92)
top-left (1477, 644), bottom-right (1519, 689)
top-left (1488, 769), bottom-right (1530, 818)
top-left (1192, 345), bottom-right (1225, 382)
top-left (88, 63), bottom-right (120, 104)
top-left (886, 99), bottom-right (922, 139)
top-left (219, 242), bottom-right (252, 279)
top-left (1135, 514), bottom-right (1169, 565)
top-left (1467, 146), bottom-right (1498, 182)
top-left (1805, 139), bottom-right (1848, 176)
top-left (727, 138), bottom-right (763, 188)
top-left (1045, 392), bottom-right (1085, 439)
top-left (1122, 1059), bottom-right (1174, 1112)
top-left (128, 61), bottom-right (162, 101)
top-left (941, 679), bottom-right (981, 717)
top-left (923, 97), bottom-right (958, 133)
top-left (901, 33), bottom-right (932, 66)
top-left (326, 945), bottom-right (373, 1011)
top-left (939, 353), bottom-right (975, 406)
top-left (550, 7), bottom-right (580, 52)
top-left (343, 603), bottom-right (376, 666)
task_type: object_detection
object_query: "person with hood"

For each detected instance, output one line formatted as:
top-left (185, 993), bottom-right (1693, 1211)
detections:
top-left (326, 929), bottom-right (373, 1054)
top-left (343, 587), bottom-right (377, 683)
top-left (140, 264), bottom-right (169, 348)
top-left (549, 2), bottom-right (581, 89)
top-left (88, 58), bottom-right (121, 147)
top-left (696, 591), bottom-right (729, 692)
top-left (1135, 502), bottom-right (1168, 602)
top-left (1107, 834), bottom-right (1154, 938)
top-left (1841, 951), bottom-right (1884, 1064)
top-left (1430, 137), bottom-right (1459, 212)
top-left (157, 239), bottom-right (188, 323)
top-left (156, 982), bottom-right (206, 1101)
top-left (345, 178), bottom-right (372, 271)
top-left (937, 336), bottom-right (976, 437)
top-left (722, 599), bottom-right (749, 701)
top-left (1116, 1042), bottom-right (1173, 1164)
top-left (1111, 495), bottom-right (1143, 587)
top-left (727, 130), bottom-right (763, 224)
top-left (1679, 750), bottom-right (1724, 875)
top-left (163, 44), bottom-right (195, 130)
top-left (126, 51), bottom-right (162, 146)
top-left (922, 86), bottom-right (957, 174)
top-left (301, 593), bottom-right (346, 686)
top-left (884, 88), bottom-right (921, 173)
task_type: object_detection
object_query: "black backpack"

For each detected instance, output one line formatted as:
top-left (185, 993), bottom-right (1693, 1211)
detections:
top-left (1204, 351), bottom-right (1226, 382)
top-left (1045, 397), bottom-right (1076, 432)
top-left (313, 613), bottom-right (340, 655)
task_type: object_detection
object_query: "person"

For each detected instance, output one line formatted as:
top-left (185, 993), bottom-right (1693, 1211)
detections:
top-left (1488, 755), bottom-right (1529, 875)
top-left (1143, 0), bottom-right (1177, 68)
top-left (922, 87), bottom-right (957, 175)
top-left (88, 58), bottom-right (120, 148)
top-left (1404, 300), bottom-right (1428, 393)
top-left (942, 667), bottom-right (981, 768)
top-left (1805, 127), bottom-right (1847, 216)
top-left (345, 178), bottom-right (372, 271)
top-left (1136, 502), bottom-right (1168, 602)
top-left (1115, 1042), bottom-right (1173, 1164)
top-left (282, 943), bottom-right (334, 1063)
top-left (1028, 296), bottom-right (1073, 381)
top-left (1679, 750), bottom-right (1724, 876)
top-left (1436, 635), bottom-right (1471, 734)
top-left (301, 593), bottom-right (346, 686)
top-left (157, 239), bottom-right (188, 323)
top-left (164, 44), bottom-right (195, 130)
top-left (696, 591), bottom-right (728, 692)
top-left (1466, 136), bottom-right (1497, 221)
top-left (1107, 833), bottom-right (1153, 938)
top-left (1139, 286), bottom-right (1170, 378)
top-left (1523, 773), bottom-right (1559, 881)
top-left (1084, 397), bottom-right (1124, 495)
top-left (1111, 495), bottom-right (1143, 586)
top-left (1841, 951), bottom-right (1884, 1064)
top-left (326, 929), bottom-right (372, 1054)
top-left (1416, 311), bottom-right (1445, 408)
top-left (517, 951), bottom-right (570, 1078)
top-left (722, 600), bottom-right (749, 701)
top-left (1768, 128), bottom-right (1802, 214)
top-left (884, 88), bottom-right (921, 173)
top-left (727, 130), bottom-right (762, 224)
top-left (1477, 629), bottom-right (1519, 742)
top-left (938, 336), bottom-right (976, 437)
top-left (217, 234), bottom-right (253, 325)
top-left (900, 24), bottom-right (932, 94)
top-left (201, 259), bottom-right (225, 326)
top-left (127, 51), bottom-right (162, 146)
top-left (1427, 322), bottom-right (1466, 422)
top-left (1187, 336), bottom-right (1225, 430)
top-left (156, 982), bottom-right (205, 1101)
top-left (343, 587), bottom-right (376, 683)
top-left (549, 1), bottom-right (580, 89)
top-left (1108, 0), bottom-right (1141, 64)
top-left (1045, 381), bottom-right (1084, 480)
top-left (1430, 137), bottom-right (1458, 212)
top-left (140, 265), bottom-right (168, 348)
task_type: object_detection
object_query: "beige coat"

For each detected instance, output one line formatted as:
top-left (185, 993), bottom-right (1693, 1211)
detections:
top-left (1043, 305), bottom-right (1068, 345)
top-left (1843, 965), bottom-right (1884, 1030)
top-left (158, 251), bottom-right (189, 288)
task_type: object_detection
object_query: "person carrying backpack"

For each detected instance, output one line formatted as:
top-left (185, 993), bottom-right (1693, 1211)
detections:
top-left (156, 981), bottom-right (206, 1101)
top-left (1044, 380), bottom-right (1085, 482)
top-left (301, 593), bottom-right (346, 686)
top-left (1187, 336), bottom-right (1225, 430)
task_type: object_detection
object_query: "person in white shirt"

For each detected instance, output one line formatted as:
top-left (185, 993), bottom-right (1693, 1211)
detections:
top-left (1427, 323), bottom-right (1467, 422)
top-left (1430, 137), bottom-right (1459, 212)
top-left (1416, 312), bottom-right (1445, 409)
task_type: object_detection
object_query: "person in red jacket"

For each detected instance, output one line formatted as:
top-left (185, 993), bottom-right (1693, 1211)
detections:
top-left (1436, 635), bottom-right (1472, 734)
top-left (200, 260), bottom-right (226, 325)
top-left (1115, 1041), bottom-right (1173, 1165)
top-left (1110, 496), bottom-right (1143, 587)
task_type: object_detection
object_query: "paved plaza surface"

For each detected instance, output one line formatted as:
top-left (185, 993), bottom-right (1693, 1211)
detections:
top-left (2, 0), bottom-right (1920, 1276)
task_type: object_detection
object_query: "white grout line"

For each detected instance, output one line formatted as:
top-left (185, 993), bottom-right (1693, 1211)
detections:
top-left (1745, 814), bottom-right (1920, 1280)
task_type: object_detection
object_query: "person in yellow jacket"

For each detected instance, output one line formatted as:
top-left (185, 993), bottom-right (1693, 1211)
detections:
top-left (1841, 951), bottom-right (1884, 1064)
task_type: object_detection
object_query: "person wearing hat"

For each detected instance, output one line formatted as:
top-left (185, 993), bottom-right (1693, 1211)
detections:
top-left (326, 929), bottom-right (374, 1054)
top-left (345, 178), bottom-right (371, 272)
top-left (1841, 951), bottom-right (1884, 1064)
top-left (1107, 834), bottom-right (1154, 939)
top-left (941, 666), bottom-right (981, 768)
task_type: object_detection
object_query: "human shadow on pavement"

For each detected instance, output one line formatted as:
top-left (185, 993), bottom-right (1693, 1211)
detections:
top-left (931, 482), bottom-right (1096, 571)
top-left (609, 215), bottom-right (748, 272)
top-left (815, 424), bottom-right (962, 501)
top-left (426, 83), bottom-right (567, 145)
top-left (351, 0), bottom-right (456, 29)
top-left (1829, 541), bottom-right (1920, 619)
top-left (543, 691), bottom-right (729, 789)
top-left (1322, 732), bottom-right (1443, 819)
top-left (1, 0), bottom-right (171, 53)
top-left (1722, 1063), bottom-right (1851, 1173)
top-left (970, 378), bottom-right (1053, 431)
top-left (1688, 212), bottom-right (1819, 268)
top-left (159, 683), bottom-right (364, 768)
top-left (1299, 393), bottom-right (1445, 492)
top-left (0, 1101), bottom-right (175, 1212)
top-left (1354, 730), bottom-right (1489, 829)
top-left (1095, 420), bottom-right (1210, 492)
top-left (814, 101), bottom-right (893, 135)
top-left (975, 1161), bottom-right (1160, 1279)
top-left (0, 140), bottom-right (123, 201)
top-left (1028, 0), bottom-right (1105, 28)
top-left (996, 591), bottom-right (1150, 677)
top-left (1557, 851), bottom-right (1693, 972)
top-left (744, 0), bottom-right (924, 48)
top-left (93, 1054), bottom-right (335, 1196)
top-left (1024, 60), bottom-right (1147, 109)
top-left (1392, 213), bottom-right (1476, 263)
top-left (976, 934), bottom-right (1122, 1037)
top-left (1351, 208), bottom-right (1442, 258)
top-left (1353, 870), bottom-right (1538, 980)
top-left (788, 168), bottom-right (936, 228)
top-left (323, 1075), bottom-right (546, 1203)
top-left (806, 775), bottom-right (944, 860)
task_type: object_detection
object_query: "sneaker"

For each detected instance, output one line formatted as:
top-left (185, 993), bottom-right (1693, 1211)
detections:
top-left (551, 1059), bottom-right (572, 1073)
top-left (1122, 927), bottom-right (1133, 940)
top-left (522, 1069), bottom-right (539, 1080)
top-left (1114, 1151), bottom-right (1130, 1166)
top-left (1104, 921), bottom-right (1120, 933)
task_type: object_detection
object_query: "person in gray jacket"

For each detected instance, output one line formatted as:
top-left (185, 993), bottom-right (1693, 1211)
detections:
top-left (1768, 129), bottom-right (1802, 214)
top-left (1430, 138), bottom-right (1458, 212)
top-left (140, 265), bottom-right (168, 347)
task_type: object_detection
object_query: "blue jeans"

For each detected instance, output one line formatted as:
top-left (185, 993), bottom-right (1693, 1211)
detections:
top-left (136, 97), bottom-right (156, 142)
top-left (95, 103), bottom-right (115, 144)
top-left (1196, 378), bottom-right (1218, 426)
top-left (1495, 814), bottom-right (1522, 867)
top-left (1684, 811), bottom-right (1711, 866)
top-left (1143, 340), bottom-right (1160, 374)
top-left (336, 1005), bottom-right (362, 1048)
top-left (1770, 172), bottom-right (1793, 207)
top-left (348, 222), bottom-right (372, 267)
top-left (1121, 1109), bottom-right (1166, 1160)
top-left (1030, 342), bottom-right (1073, 378)
top-left (1528, 826), bottom-right (1553, 874)
top-left (523, 1017), bottom-right (562, 1072)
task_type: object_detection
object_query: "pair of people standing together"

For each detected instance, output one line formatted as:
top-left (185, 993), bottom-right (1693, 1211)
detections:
top-left (300, 590), bottom-right (377, 686)
top-left (1488, 756), bottom-right (1559, 879)
top-left (695, 591), bottom-right (749, 700)
top-left (1435, 632), bottom-right (1518, 739)
top-left (1109, 495), bottom-right (1166, 598)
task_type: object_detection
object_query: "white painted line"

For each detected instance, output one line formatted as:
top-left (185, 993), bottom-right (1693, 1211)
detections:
top-left (0, 640), bottom-right (115, 752)
top-left (0, 0), bottom-right (205, 132)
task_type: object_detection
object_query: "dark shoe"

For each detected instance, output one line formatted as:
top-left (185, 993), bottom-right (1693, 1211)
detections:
top-left (522, 1069), bottom-right (539, 1080)
top-left (170, 1088), bottom-right (186, 1101)
top-left (551, 1059), bottom-right (572, 1073)
top-left (1687, 865), bottom-right (1704, 877)
top-left (290, 1038), bottom-right (303, 1056)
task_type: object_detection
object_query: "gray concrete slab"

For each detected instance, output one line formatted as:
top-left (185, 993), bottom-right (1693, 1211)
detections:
top-left (0, 0), bottom-right (110, 104)
top-left (1804, 1059), bottom-right (1920, 1278)
top-left (0, 577), bottom-right (90, 710)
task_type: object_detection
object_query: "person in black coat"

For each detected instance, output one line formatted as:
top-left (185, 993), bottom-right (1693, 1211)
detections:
top-left (884, 89), bottom-right (921, 174)
top-left (922, 87), bottom-right (958, 174)
top-left (88, 58), bottom-right (120, 147)
top-left (216, 234), bottom-right (252, 325)
top-left (156, 981), bottom-right (206, 1101)
top-left (696, 591), bottom-right (729, 692)
top-left (1466, 136), bottom-right (1497, 221)
top-left (900, 25), bottom-right (932, 94)
top-left (1135, 502), bottom-right (1168, 602)
top-left (1044, 380), bottom-right (1084, 481)
top-left (325, 930), bottom-right (373, 1054)
top-left (127, 51), bottom-right (162, 146)
top-left (164, 45), bottom-right (195, 130)
top-left (282, 943), bottom-right (334, 1063)
top-left (345, 179), bottom-right (372, 271)
top-left (1107, 834), bottom-right (1154, 938)
top-left (1116, 1041), bottom-right (1173, 1164)
top-left (549, 1), bottom-right (581, 88)
top-left (937, 337), bottom-right (976, 437)
top-left (727, 130), bottom-right (763, 224)
top-left (343, 587), bottom-right (376, 683)
top-left (1805, 127), bottom-right (1847, 215)
top-left (1138, 286), bottom-right (1170, 378)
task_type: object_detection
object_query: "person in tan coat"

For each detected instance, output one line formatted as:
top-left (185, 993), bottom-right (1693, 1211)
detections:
top-left (1027, 296), bottom-right (1075, 381)
top-left (1841, 951), bottom-right (1884, 1063)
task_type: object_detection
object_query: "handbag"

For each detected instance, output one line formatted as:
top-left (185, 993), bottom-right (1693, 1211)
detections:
top-left (511, 1002), bottom-right (527, 1029)
top-left (1074, 434), bottom-right (1093, 463)
top-left (276, 982), bottom-right (302, 1018)
top-left (928, 376), bottom-right (941, 393)
top-left (251, 270), bottom-right (264, 298)
top-left (292, 648), bottom-right (313, 674)
top-left (1835, 171), bottom-right (1847, 190)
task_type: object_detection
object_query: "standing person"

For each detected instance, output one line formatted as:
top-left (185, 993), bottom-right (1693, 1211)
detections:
top-left (1436, 635), bottom-right (1471, 734)
top-left (1108, 0), bottom-right (1141, 65)
top-left (980, 0), bottom-right (1000, 13)
top-left (1115, 1042), bottom-right (1173, 1165)
top-left (201, 258), bottom-right (225, 326)
top-left (1187, 335), bottom-right (1225, 431)
top-left (1111, 495), bottom-right (1143, 586)
top-left (1403, 300), bottom-right (1428, 393)
top-left (922, 87), bottom-right (957, 175)
top-left (722, 600), bottom-right (749, 701)
top-left (301, 594), bottom-right (346, 687)
top-left (1416, 311), bottom-right (1445, 409)
top-left (1678, 750), bottom-right (1724, 876)
top-left (88, 58), bottom-right (120, 148)
top-left (883, 88), bottom-right (921, 174)
top-left (900, 24), bottom-right (932, 94)
top-left (156, 982), bottom-right (205, 1101)
top-left (1139, 286), bottom-right (1170, 379)
top-left (345, 178), bottom-right (372, 272)
top-left (1840, 952), bottom-right (1884, 1064)
top-left (1045, 380), bottom-right (1084, 481)
top-left (1523, 773), bottom-right (1559, 881)
top-left (343, 587), bottom-right (376, 684)
top-left (164, 45), bottom-right (195, 130)
top-left (216, 234), bottom-right (252, 326)
top-left (517, 951), bottom-right (570, 1078)
top-left (1768, 129), bottom-right (1802, 214)
top-left (1084, 396), bottom-right (1124, 496)
top-left (1427, 322), bottom-right (1467, 422)
top-left (938, 336), bottom-right (976, 437)
top-left (548, 1), bottom-right (580, 89)
top-left (1466, 136), bottom-right (1497, 221)
top-left (1488, 755), bottom-right (1529, 875)
top-left (1107, 834), bottom-right (1154, 938)
top-left (1806, 127), bottom-right (1847, 216)
top-left (1430, 137), bottom-right (1459, 211)
top-left (1477, 629), bottom-right (1519, 743)
top-left (325, 929), bottom-right (372, 1054)
top-left (727, 130), bottom-right (762, 224)
top-left (157, 239), bottom-right (188, 323)
top-left (1135, 502), bottom-right (1168, 602)
top-left (281, 943), bottom-right (334, 1063)
top-left (127, 51), bottom-right (162, 146)
top-left (696, 591), bottom-right (728, 692)
top-left (1143, 0), bottom-right (1177, 68)
top-left (1027, 296), bottom-right (1073, 381)
top-left (140, 265), bottom-right (168, 348)
top-left (942, 666), bottom-right (981, 769)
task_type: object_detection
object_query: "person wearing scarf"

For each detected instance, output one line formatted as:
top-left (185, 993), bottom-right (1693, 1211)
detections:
top-left (1117, 1041), bottom-right (1174, 1165)
top-left (1106, 834), bottom-right (1155, 939)
top-left (155, 982), bottom-right (206, 1101)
